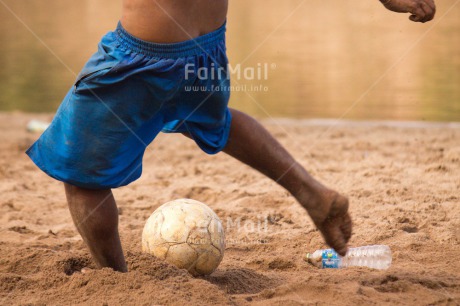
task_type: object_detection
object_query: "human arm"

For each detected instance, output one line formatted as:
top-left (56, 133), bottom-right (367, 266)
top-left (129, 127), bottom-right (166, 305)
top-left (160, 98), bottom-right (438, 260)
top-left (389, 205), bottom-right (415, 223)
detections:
top-left (379, 0), bottom-right (436, 23)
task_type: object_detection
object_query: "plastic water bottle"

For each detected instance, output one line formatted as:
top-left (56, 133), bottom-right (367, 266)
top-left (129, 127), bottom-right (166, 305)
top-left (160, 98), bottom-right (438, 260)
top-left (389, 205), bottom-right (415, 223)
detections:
top-left (305, 245), bottom-right (392, 269)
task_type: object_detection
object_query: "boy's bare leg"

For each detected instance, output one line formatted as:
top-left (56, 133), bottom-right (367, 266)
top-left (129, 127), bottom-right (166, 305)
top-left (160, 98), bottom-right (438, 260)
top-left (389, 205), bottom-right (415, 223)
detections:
top-left (223, 109), bottom-right (352, 255)
top-left (64, 183), bottom-right (127, 272)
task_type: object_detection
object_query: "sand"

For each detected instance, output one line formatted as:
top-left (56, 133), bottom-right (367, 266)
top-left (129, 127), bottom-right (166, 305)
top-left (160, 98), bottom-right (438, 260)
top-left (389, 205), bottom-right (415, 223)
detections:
top-left (0, 112), bottom-right (459, 305)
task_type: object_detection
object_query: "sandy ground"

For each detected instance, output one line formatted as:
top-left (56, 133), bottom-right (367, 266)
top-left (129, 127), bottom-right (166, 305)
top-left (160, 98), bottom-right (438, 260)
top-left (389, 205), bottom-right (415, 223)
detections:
top-left (0, 112), bottom-right (459, 305)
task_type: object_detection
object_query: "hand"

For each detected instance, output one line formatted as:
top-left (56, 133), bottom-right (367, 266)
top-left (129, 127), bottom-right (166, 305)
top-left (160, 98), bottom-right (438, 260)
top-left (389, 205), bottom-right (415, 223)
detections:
top-left (308, 192), bottom-right (352, 256)
top-left (380, 0), bottom-right (436, 23)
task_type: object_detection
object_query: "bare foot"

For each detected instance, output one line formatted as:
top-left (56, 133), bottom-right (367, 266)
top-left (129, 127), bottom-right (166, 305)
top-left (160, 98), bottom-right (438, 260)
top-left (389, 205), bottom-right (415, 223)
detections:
top-left (298, 189), bottom-right (352, 256)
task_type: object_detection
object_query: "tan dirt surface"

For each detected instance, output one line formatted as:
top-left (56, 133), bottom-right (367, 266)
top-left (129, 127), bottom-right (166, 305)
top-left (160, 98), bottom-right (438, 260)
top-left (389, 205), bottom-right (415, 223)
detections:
top-left (0, 113), bottom-right (459, 305)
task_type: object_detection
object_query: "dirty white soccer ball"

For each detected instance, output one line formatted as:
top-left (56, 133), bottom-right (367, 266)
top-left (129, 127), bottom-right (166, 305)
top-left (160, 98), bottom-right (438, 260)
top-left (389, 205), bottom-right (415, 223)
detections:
top-left (142, 199), bottom-right (225, 276)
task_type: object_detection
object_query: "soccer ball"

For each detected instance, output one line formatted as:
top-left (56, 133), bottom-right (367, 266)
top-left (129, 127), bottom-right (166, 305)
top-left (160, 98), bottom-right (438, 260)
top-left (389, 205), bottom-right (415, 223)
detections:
top-left (142, 198), bottom-right (225, 276)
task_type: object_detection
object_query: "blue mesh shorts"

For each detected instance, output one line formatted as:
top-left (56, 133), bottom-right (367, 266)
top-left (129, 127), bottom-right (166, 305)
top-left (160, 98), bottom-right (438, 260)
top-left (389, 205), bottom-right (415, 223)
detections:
top-left (26, 22), bottom-right (232, 189)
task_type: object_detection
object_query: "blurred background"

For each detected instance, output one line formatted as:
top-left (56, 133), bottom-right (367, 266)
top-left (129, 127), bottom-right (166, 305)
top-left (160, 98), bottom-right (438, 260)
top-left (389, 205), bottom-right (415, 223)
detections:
top-left (0, 0), bottom-right (458, 121)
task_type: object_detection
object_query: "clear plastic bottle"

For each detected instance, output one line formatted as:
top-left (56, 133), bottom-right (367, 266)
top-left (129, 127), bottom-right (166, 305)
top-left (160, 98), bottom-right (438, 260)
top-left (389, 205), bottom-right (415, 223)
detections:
top-left (305, 245), bottom-right (392, 269)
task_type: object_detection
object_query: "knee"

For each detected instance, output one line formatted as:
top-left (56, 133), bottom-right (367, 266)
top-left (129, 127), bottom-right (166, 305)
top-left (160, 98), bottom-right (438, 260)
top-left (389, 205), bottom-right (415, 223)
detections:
top-left (64, 183), bottom-right (118, 230)
top-left (64, 183), bottom-right (112, 202)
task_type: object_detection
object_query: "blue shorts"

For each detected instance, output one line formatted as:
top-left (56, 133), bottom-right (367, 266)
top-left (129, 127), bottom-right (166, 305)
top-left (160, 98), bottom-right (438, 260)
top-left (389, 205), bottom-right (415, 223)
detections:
top-left (26, 22), bottom-right (232, 189)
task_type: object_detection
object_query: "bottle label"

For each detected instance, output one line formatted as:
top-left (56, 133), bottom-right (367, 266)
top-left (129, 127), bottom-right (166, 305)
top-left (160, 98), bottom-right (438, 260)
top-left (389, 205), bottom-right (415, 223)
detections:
top-left (322, 249), bottom-right (340, 268)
